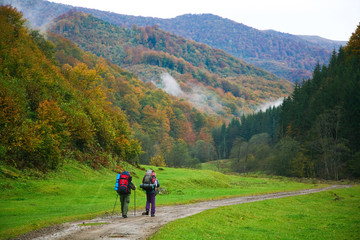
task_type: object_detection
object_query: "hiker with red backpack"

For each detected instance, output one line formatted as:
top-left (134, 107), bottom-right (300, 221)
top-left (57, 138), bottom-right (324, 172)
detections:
top-left (114, 171), bottom-right (136, 218)
top-left (140, 169), bottom-right (160, 217)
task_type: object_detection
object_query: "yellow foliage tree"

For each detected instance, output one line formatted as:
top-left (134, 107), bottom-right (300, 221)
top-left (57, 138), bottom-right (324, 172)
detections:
top-left (150, 153), bottom-right (166, 167)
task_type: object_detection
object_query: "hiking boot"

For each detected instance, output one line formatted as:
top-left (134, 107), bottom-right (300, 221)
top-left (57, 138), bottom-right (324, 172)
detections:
top-left (122, 215), bottom-right (127, 218)
top-left (151, 214), bottom-right (155, 217)
top-left (142, 210), bottom-right (149, 215)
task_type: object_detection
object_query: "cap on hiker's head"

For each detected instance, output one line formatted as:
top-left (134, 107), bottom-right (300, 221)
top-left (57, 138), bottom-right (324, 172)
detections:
top-left (151, 171), bottom-right (156, 177)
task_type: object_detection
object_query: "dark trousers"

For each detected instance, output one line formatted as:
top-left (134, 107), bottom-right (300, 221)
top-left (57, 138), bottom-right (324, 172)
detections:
top-left (120, 194), bottom-right (130, 216)
top-left (146, 193), bottom-right (156, 215)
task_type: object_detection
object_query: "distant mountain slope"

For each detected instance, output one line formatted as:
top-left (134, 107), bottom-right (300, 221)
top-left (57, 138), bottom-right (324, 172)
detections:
top-left (2, 0), bottom-right (67, 29)
top-left (2, 0), bottom-right (345, 82)
top-left (294, 34), bottom-right (346, 50)
top-left (94, 13), bottom-right (345, 82)
top-left (48, 11), bottom-right (293, 118)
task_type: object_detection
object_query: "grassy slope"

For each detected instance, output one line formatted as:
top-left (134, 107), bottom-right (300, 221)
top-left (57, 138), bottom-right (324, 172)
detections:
top-left (0, 162), bottom-right (329, 239)
top-left (151, 186), bottom-right (360, 240)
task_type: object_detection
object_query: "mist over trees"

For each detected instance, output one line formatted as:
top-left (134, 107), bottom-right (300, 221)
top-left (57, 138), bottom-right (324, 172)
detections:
top-left (47, 10), bottom-right (292, 119)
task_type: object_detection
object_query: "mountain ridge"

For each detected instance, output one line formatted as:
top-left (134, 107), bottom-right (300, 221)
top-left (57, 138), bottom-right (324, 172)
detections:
top-left (2, 0), bottom-right (346, 82)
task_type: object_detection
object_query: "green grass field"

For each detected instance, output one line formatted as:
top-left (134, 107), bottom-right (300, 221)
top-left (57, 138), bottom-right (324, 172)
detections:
top-left (151, 186), bottom-right (360, 240)
top-left (200, 159), bottom-right (232, 173)
top-left (0, 161), bottom-right (350, 239)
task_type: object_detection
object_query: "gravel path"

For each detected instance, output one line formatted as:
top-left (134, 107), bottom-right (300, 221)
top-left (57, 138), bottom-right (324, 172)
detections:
top-left (14, 185), bottom-right (351, 240)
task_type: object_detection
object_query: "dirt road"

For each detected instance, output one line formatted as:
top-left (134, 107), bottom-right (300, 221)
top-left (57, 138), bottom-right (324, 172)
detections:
top-left (15, 185), bottom-right (351, 240)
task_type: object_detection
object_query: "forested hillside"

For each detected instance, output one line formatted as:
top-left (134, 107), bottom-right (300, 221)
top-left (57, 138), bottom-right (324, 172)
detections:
top-left (2, 0), bottom-right (345, 82)
top-left (49, 32), bottom-right (221, 167)
top-left (1, 4), bottom-right (358, 180)
top-left (0, 6), bottom-right (221, 171)
top-left (4, 0), bottom-right (347, 83)
top-left (109, 13), bottom-right (341, 82)
top-left (0, 6), bottom-right (140, 170)
top-left (278, 26), bottom-right (360, 179)
top-left (212, 24), bottom-right (360, 179)
top-left (48, 11), bottom-right (292, 119)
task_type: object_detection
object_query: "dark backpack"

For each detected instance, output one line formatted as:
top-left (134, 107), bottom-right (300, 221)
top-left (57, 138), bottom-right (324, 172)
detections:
top-left (115, 171), bottom-right (130, 194)
top-left (140, 170), bottom-right (156, 190)
top-left (143, 170), bottom-right (155, 184)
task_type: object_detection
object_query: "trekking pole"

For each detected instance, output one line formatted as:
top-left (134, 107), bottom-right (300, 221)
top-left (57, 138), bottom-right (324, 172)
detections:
top-left (134, 189), bottom-right (136, 216)
top-left (111, 194), bottom-right (118, 218)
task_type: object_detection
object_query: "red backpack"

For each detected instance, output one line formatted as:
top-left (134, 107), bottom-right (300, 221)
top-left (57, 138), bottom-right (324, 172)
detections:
top-left (117, 171), bottom-right (130, 194)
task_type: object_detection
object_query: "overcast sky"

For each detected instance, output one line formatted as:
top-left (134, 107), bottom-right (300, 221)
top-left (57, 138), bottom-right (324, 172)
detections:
top-left (49, 0), bottom-right (359, 41)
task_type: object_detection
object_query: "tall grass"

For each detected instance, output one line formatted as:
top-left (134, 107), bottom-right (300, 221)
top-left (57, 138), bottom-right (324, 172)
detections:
top-left (0, 162), bottom-right (327, 239)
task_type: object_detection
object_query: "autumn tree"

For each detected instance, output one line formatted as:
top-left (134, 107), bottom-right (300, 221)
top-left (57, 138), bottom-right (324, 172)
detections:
top-left (0, 7), bottom-right (142, 170)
